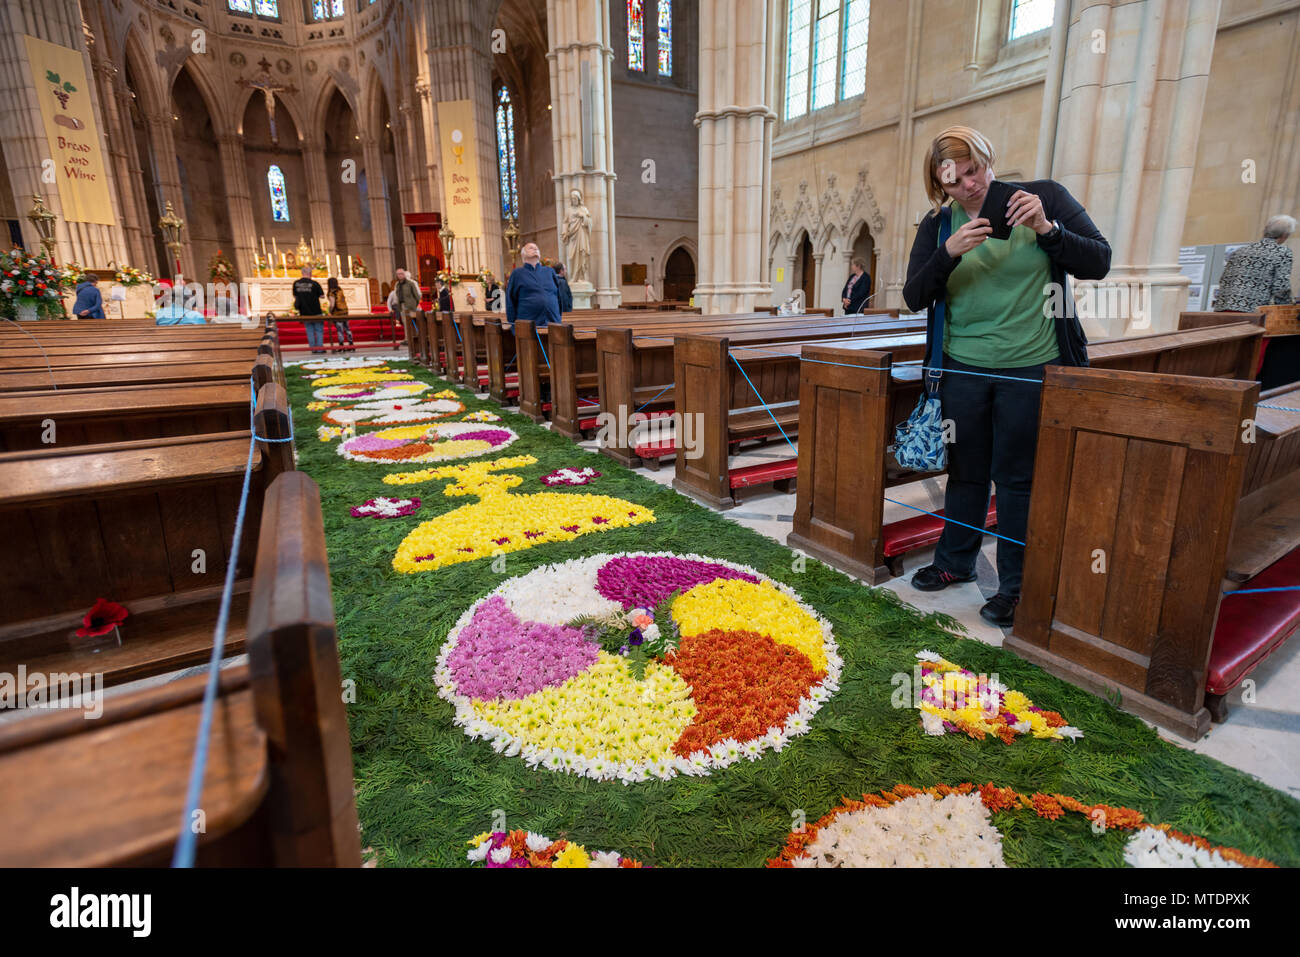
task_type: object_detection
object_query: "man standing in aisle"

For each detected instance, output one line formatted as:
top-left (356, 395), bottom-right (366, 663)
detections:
top-left (293, 265), bottom-right (326, 353)
top-left (506, 242), bottom-right (561, 328)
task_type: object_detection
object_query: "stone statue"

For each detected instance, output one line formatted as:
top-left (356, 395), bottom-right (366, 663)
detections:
top-left (561, 188), bottom-right (591, 284)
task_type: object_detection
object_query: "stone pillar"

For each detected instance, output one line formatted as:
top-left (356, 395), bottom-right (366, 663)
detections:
top-left (0, 0), bottom-right (129, 269)
top-left (217, 133), bottom-right (259, 280)
top-left (301, 138), bottom-right (337, 271)
top-left (144, 111), bottom-right (188, 277)
top-left (362, 135), bottom-right (395, 280)
top-left (547, 0), bottom-right (621, 307)
top-left (1045, 0), bottom-right (1221, 336)
top-left (693, 0), bottom-right (776, 314)
top-left (392, 108), bottom-right (420, 271)
top-left (423, 0), bottom-right (504, 280)
top-left (92, 59), bottom-right (150, 270)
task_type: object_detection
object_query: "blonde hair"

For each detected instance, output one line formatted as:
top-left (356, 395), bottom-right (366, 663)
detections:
top-left (923, 126), bottom-right (997, 212)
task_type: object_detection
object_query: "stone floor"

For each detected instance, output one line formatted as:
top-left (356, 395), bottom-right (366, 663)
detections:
top-left (11, 346), bottom-right (1294, 806)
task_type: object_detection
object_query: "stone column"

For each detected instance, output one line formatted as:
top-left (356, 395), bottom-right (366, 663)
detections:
top-left (217, 133), bottom-right (259, 280)
top-left (301, 138), bottom-right (337, 271)
top-left (92, 59), bottom-right (151, 269)
top-left (423, 0), bottom-right (504, 280)
top-left (143, 110), bottom-right (189, 277)
top-left (1044, 0), bottom-right (1221, 336)
top-left (693, 0), bottom-right (776, 314)
top-left (0, 0), bottom-right (129, 268)
top-left (361, 135), bottom-right (395, 280)
top-left (392, 107), bottom-right (421, 270)
top-left (547, 0), bottom-right (620, 307)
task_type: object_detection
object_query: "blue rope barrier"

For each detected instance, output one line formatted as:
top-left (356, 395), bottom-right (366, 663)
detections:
top-left (1223, 586), bottom-right (1300, 596)
top-left (729, 354), bottom-right (796, 451)
top-left (881, 496), bottom-right (1026, 547)
top-left (1257, 404), bottom-right (1300, 412)
top-left (172, 378), bottom-right (265, 868)
top-left (635, 382), bottom-right (674, 413)
top-left (535, 327), bottom-right (551, 369)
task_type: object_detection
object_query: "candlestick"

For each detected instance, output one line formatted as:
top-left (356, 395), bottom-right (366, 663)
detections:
top-left (336, 253), bottom-right (342, 278)
top-left (280, 252), bottom-right (286, 277)
top-left (347, 255), bottom-right (353, 279)
top-left (261, 236), bottom-right (268, 260)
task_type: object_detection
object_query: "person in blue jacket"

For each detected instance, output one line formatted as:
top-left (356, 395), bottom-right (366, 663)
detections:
top-left (72, 275), bottom-right (105, 318)
top-left (505, 242), bottom-right (561, 328)
top-left (554, 263), bottom-right (574, 314)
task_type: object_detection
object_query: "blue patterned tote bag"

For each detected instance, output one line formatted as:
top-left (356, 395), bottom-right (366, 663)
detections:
top-left (890, 205), bottom-right (953, 473)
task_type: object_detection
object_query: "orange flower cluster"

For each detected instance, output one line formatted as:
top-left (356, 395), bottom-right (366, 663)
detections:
top-left (667, 629), bottom-right (822, 757)
top-left (766, 781), bottom-right (1277, 868)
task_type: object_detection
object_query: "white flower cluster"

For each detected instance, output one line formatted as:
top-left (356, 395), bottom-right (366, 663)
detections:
top-left (298, 357), bottom-right (391, 371)
top-left (1123, 828), bottom-right (1245, 868)
top-left (434, 552), bottom-right (842, 784)
top-left (540, 467), bottom-right (601, 486)
top-left (792, 793), bottom-right (1007, 868)
top-left (327, 398), bottom-right (464, 426)
top-left (353, 497), bottom-right (419, 518)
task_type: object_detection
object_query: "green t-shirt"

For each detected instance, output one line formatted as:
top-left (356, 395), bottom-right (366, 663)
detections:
top-left (943, 204), bottom-right (1059, 368)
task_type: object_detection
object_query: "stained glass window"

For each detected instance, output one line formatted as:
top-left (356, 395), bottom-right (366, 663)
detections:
top-left (811, 0), bottom-right (840, 111)
top-left (840, 0), bottom-right (869, 99)
top-left (495, 87), bottom-right (518, 221)
top-left (254, 0), bottom-right (277, 16)
top-left (311, 0), bottom-right (342, 20)
top-left (785, 0), bottom-right (811, 120)
top-left (268, 165), bottom-right (290, 223)
top-left (311, 0), bottom-right (324, 19)
top-left (1008, 0), bottom-right (1053, 40)
top-left (332, 0), bottom-right (345, 14)
top-left (657, 0), bottom-right (672, 75)
top-left (228, 0), bottom-right (253, 12)
top-left (628, 0), bottom-right (644, 72)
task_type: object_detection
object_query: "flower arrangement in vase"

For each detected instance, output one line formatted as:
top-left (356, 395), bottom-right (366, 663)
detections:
top-left (312, 256), bottom-right (328, 278)
top-left (351, 255), bottom-right (369, 278)
top-left (208, 249), bottom-right (236, 284)
top-left (0, 247), bottom-right (67, 320)
top-left (113, 263), bottom-right (154, 287)
top-left (436, 269), bottom-right (460, 287)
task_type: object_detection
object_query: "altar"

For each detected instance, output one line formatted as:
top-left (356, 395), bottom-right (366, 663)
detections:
top-left (247, 276), bottom-right (372, 314)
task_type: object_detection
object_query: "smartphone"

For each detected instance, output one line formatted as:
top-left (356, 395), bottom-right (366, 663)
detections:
top-left (976, 180), bottom-right (1019, 240)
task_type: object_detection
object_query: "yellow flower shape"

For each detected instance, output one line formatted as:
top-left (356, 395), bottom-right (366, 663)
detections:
top-left (310, 368), bottom-right (404, 387)
top-left (471, 654), bottom-right (695, 764)
top-left (671, 579), bottom-right (828, 671)
top-left (552, 844), bottom-right (590, 868)
top-left (1003, 691), bottom-right (1031, 714)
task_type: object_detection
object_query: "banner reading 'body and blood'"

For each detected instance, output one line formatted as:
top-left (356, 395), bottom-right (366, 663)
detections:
top-left (24, 35), bottom-right (115, 225)
top-left (436, 99), bottom-right (482, 239)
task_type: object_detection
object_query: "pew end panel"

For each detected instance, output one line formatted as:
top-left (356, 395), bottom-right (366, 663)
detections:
top-left (787, 347), bottom-right (896, 583)
top-left (1007, 366), bottom-right (1259, 741)
top-left (672, 335), bottom-right (735, 508)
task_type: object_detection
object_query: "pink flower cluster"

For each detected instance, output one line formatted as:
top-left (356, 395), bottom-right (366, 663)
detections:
top-left (446, 596), bottom-right (598, 700)
top-left (595, 556), bottom-right (759, 609)
top-left (454, 428), bottom-right (514, 445)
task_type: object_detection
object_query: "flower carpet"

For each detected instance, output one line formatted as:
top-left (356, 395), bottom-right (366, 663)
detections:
top-left (287, 359), bottom-right (1300, 867)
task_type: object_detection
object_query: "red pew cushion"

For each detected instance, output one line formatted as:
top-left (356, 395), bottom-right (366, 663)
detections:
top-left (729, 459), bottom-right (798, 490)
top-left (882, 498), bottom-right (998, 558)
top-left (1208, 548), bottom-right (1300, 695)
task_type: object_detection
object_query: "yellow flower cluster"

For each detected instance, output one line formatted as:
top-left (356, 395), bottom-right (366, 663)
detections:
top-left (917, 655), bottom-right (1075, 741)
top-left (552, 844), bottom-right (591, 868)
top-left (672, 579), bottom-right (828, 671)
top-left (310, 368), bottom-right (406, 387)
top-left (317, 425), bottom-right (344, 442)
top-left (306, 400), bottom-right (336, 411)
top-left (472, 653), bottom-right (695, 764)
top-left (388, 455), bottom-right (656, 573)
top-left (433, 389), bottom-right (459, 399)
top-left (383, 455), bottom-right (538, 487)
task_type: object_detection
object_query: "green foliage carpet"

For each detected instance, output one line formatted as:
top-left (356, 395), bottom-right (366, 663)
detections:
top-left (288, 359), bottom-right (1300, 867)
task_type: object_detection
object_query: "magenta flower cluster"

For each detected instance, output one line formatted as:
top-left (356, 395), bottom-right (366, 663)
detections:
top-left (446, 596), bottom-right (598, 701)
top-left (454, 428), bottom-right (513, 445)
top-left (595, 556), bottom-right (759, 609)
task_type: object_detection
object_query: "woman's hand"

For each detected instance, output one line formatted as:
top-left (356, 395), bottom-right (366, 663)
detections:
top-left (945, 217), bottom-right (992, 257)
top-left (1007, 190), bottom-right (1052, 234)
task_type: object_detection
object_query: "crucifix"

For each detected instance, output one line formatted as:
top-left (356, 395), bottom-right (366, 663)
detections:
top-left (237, 58), bottom-right (298, 147)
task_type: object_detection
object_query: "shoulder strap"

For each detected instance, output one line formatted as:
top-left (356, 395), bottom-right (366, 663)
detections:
top-left (926, 205), bottom-right (954, 393)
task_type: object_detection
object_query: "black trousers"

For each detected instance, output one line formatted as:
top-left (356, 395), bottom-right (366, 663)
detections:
top-left (932, 353), bottom-right (1056, 598)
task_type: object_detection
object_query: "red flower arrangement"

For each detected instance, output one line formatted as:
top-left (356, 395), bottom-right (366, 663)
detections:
top-left (76, 598), bottom-right (128, 638)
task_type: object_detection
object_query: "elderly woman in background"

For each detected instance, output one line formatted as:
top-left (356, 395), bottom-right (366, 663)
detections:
top-left (902, 125), bottom-right (1110, 627)
top-left (1213, 215), bottom-right (1295, 313)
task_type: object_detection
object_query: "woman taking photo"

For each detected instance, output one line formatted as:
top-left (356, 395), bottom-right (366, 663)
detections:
top-left (325, 276), bottom-right (354, 352)
top-left (902, 126), bottom-right (1110, 626)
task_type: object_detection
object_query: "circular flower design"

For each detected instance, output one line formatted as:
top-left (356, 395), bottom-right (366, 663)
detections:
top-left (314, 380), bottom-right (431, 402)
top-left (338, 422), bottom-right (519, 463)
top-left (436, 553), bottom-right (841, 782)
top-left (299, 357), bottom-right (392, 372)
top-left (351, 497), bottom-right (421, 519)
top-left (323, 398), bottom-right (466, 428)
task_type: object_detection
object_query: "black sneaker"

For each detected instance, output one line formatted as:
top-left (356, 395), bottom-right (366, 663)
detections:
top-left (980, 593), bottom-right (1019, 627)
top-left (910, 565), bottom-right (976, 592)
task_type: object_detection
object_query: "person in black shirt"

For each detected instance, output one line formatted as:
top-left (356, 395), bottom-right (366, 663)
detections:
top-left (841, 257), bottom-right (871, 314)
top-left (293, 266), bottom-right (326, 353)
top-left (437, 278), bottom-right (453, 314)
top-left (554, 263), bottom-right (574, 314)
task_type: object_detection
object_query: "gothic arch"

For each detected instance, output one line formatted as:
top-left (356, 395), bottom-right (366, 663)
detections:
top-left (121, 27), bottom-right (162, 121)
top-left (310, 75), bottom-right (360, 138)
top-left (170, 56), bottom-right (230, 140)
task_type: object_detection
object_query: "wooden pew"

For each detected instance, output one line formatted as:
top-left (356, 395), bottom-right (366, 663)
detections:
top-left (672, 331), bottom-right (928, 507)
top-left (0, 381), bottom-right (251, 452)
top-left (0, 471), bottom-right (361, 867)
top-left (595, 313), bottom-right (913, 466)
top-left (1006, 366), bottom-right (1270, 741)
top-left (1177, 310), bottom-right (1264, 331)
top-left (788, 322), bottom-right (1268, 584)
top-left (0, 381), bottom-right (294, 693)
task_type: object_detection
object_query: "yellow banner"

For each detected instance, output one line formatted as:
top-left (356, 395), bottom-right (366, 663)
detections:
top-left (24, 35), bottom-right (115, 225)
top-left (436, 99), bottom-right (482, 239)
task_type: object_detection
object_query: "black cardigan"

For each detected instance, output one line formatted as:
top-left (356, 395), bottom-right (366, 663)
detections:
top-left (901, 179), bottom-right (1111, 368)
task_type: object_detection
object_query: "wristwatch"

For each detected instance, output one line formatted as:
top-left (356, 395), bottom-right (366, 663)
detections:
top-left (1043, 220), bottom-right (1062, 241)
